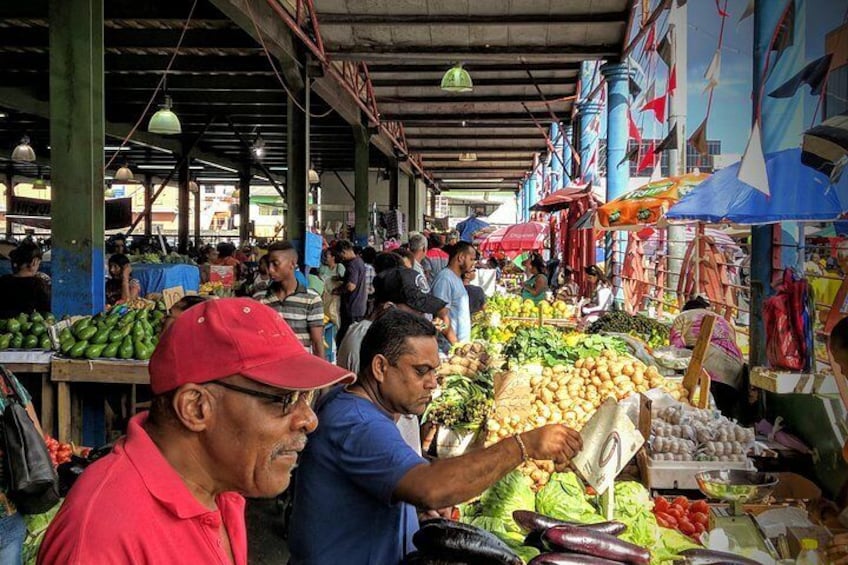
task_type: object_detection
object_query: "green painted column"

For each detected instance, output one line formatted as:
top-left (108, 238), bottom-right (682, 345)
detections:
top-left (408, 173), bottom-right (418, 232)
top-left (49, 0), bottom-right (105, 316)
top-left (286, 75), bottom-right (307, 250)
top-left (353, 124), bottom-right (370, 246)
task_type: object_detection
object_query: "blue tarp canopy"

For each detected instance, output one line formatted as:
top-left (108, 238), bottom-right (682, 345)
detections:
top-left (456, 216), bottom-right (490, 242)
top-left (666, 148), bottom-right (848, 224)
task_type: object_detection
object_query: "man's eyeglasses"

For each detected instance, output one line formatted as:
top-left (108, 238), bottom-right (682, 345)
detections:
top-left (208, 381), bottom-right (315, 416)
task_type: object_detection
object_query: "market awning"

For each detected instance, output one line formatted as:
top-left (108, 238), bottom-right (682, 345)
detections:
top-left (498, 221), bottom-right (549, 254)
top-left (530, 184), bottom-right (595, 212)
top-left (802, 112), bottom-right (848, 177)
top-left (666, 148), bottom-right (848, 224)
top-left (596, 172), bottom-right (710, 229)
top-left (478, 226), bottom-right (508, 254)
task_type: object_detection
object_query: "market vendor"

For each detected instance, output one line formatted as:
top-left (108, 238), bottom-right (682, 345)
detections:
top-left (289, 309), bottom-right (582, 564)
top-left (521, 253), bottom-right (549, 304)
top-left (105, 254), bottom-right (141, 306)
top-left (555, 265), bottom-right (581, 302)
top-left (581, 265), bottom-right (613, 323)
top-left (670, 297), bottom-right (745, 418)
top-left (37, 298), bottom-right (354, 564)
top-left (0, 241), bottom-right (50, 319)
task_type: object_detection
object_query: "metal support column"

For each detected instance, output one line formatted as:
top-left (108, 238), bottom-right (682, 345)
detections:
top-left (353, 124), bottom-right (370, 246)
top-left (239, 167), bottom-right (251, 244)
top-left (5, 168), bottom-right (13, 239)
top-left (389, 162), bottom-right (399, 210)
top-left (143, 173), bottom-right (153, 237)
top-left (177, 155), bottom-right (190, 255)
top-left (193, 179), bottom-right (201, 248)
top-left (562, 125), bottom-right (574, 185)
top-left (408, 174), bottom-right (418, 232)
top-left (286, 65), bottom-right (309, 252)
top-left (49, 0), bottom-right (105, 316)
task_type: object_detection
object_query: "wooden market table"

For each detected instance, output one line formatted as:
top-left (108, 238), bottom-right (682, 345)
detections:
top-left (51, 357), bottom-right (149, 444)
top-left (0, 350), bottom-right (54, 437)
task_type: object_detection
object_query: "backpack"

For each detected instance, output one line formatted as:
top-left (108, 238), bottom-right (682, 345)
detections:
top-left (763, 269), bottom-right (810, 372)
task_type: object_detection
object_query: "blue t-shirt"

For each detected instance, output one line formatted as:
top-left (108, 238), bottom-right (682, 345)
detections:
top-left (431, 268), bottom-right (471, 342)
top-left (289, 386), bottom-right (427, 565)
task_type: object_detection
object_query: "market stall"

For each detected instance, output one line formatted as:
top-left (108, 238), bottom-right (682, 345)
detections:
top-left (131, 262), bottom-right (201, 296)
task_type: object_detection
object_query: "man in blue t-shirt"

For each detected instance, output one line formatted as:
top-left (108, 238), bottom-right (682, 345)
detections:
top-left (288, 310), bottom-right (583, 565)
top-left (431, 241), bottom-right (476, 343)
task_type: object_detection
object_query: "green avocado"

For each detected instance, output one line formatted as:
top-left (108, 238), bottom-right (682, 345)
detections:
top-left (102, 341), bottom-right (120, 358)
top-left (60, 337), bottom-right (76, 354)
top-left (84, 343), bottom-right (107, 359)
top-left (16, 313), bottom-right (29, 326)
top-left (72, 317), bottom-right (91, 338)
top-left (91, 328), bottom-right (111, 345)
top-left (19, 322), bottom-right (32, 334)
top-left (30, 322), bottom-right (47, 337)
top-left (23, 335), bottom-right (38, 349)
top-left (59, 327), bottom-right (74, 342)
top-left (30, 312), bottom-right (44, 323)
top-left (6, 319), bottom-right (20, 334)
top-left (40, 336), bottom-right (52, 350)
top-left (119, 336), bottom-right (134, 360)
top-left (10, 333), bottom-right (23, 349)
top-left (0, 334), bottom-right (11, 350)
top-left (0, 319), bottom-right (7, 332)
top-left (77, 325), bottom-right (98, 342)
top-left (69, 340), bottom-right (89, 358)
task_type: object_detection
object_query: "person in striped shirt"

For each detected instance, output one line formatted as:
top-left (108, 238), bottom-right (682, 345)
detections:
top-left (254, 241), bottom-right (325, 358)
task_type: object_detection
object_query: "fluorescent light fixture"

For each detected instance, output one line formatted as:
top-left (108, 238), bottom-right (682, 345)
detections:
top-left (195, 159), bottom-right (238, 173)
top-left (441, 178), bottom-right (504, 183)
top-left (0, 113), bottom-right (7, 118)
top-left (135, 164), bottom-right (204, 170)
top-left (104, 146), bottom-right (131, 151)
top-left (196, 177), bottom-right (238, 183)
top-left (269, 166), bottom-right (288, 171)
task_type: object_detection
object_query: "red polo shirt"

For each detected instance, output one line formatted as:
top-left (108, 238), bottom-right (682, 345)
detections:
top-left (37, 413), bottom-right (247, 565)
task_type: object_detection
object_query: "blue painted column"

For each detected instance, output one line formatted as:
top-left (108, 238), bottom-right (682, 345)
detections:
top-left (602, 62), bottom-right (635, 303)
top-left (750, 0), bottom-right (806, 366)
top-left (49, 0), bottom-right (105, 316)
top-left (562, 124), bottom-right (574, 185)
top-left (527, 171), bottom-right (538, 218)
top-left (578, 61), bottom-right (603, 186)
top-left (550, 122), bottom-right (564, 192)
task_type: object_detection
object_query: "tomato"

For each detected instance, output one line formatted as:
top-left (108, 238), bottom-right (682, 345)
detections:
top-left (693, 522), bottom-right (706, 535)
top-left (678, 519), bottom-right (696, 535)
top-left (654, 497), bottom-right (670, 513)
top-left (673, 496), bottom-right (690, 511)
top-left (690, 500), bottom-right (709, 515)
top-left (657, 512), bottom-right (678, 527)
top-left (667, 507), bottom-right (684, 520)
top-left (655, 514), bottom-right (670, 528)
top-left (690, 511), bottom-right (709, 527)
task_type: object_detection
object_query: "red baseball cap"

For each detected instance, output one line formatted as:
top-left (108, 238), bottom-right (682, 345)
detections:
top-left (149, 297), bottom-right (354, 394)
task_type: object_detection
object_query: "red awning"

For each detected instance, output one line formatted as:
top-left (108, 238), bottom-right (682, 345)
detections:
top-left (530, 184), bottom-right (593, 212)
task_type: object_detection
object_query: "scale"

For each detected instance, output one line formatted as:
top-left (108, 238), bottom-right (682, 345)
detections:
top-left (695, 470), bottom-right (781, 559)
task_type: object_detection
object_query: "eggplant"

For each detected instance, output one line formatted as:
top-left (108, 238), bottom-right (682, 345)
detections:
top-left (413, 520), bottom-right (523, 565)
top-left (675, 548), bottom-right (764, 565)
top-left (524, 530), bottom-right (546, 551)
top-left (513, 511), bottom-right (627, 537)
top-left (529, 553), bottom-right (627, 565)
top-left (543, 525), bottom-right (650, 565)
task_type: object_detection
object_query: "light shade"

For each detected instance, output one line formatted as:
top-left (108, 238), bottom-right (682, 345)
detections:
top-left (188, 180), bottom-right (199, 193)
top-left (308, 169), bottom-right (320, 184)
top-left (11, 137), bottom-right (36, 162)
top-left (148, 96), bottom-right (182, 135)
top-left (32, 178), bottom-right (47, 190)
top-left (458, 152), bottom-right (477, 162)
top-left (441, 64), bottom-right (473, 93)
top-left (115, 165), bottom-right (134, 182)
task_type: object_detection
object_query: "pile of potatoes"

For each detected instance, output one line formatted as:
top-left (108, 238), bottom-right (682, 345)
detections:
top-left (485, 350), bottom-right (688, 489)
top-left (436, 342), bottom-right (493, 379)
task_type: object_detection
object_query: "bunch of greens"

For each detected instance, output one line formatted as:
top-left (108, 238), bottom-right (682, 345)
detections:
top-left (422, 376), bottom-right (492, 431)
top-left (603, 481), bottom-right (659, 548)
top-left (502, 326), bottom-right (571, 366)
top-left (560, 333), bottom-right (630, 364)
top-left (587, 311), bottom-right (670, 348)
top-left (535, 472), bottom-right (604, 524)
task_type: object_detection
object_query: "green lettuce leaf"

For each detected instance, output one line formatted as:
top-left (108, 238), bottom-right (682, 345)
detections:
top-left (478, 471), bottom-right (536, 533)
top-left (535, 472), bottom-right (603, 523)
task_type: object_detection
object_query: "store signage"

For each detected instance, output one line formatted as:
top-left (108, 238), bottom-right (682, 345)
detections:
top-left (8, 195), bottom-right (133, 229)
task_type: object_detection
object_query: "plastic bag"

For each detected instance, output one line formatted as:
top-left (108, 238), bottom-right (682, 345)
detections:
top-left (763, 269), bottom-right (808, 371)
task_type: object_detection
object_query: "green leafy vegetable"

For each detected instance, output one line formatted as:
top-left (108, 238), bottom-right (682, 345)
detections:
top-left (422, 375), bottom-right (492, 431)
top-left (478, 471), bottom-right (536, 533)
top-left (535, 472), bottom-right (603, 523)
top-left (513, 545), bottom-right (542, 563)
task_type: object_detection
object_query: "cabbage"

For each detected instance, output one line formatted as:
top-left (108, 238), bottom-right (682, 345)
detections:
top-left (612, 481), bottom-right (652, 517)
top-left (513, 545), bottom-right (542, 564)
top-left (535, 472), bottom-right (603, 523)
top-left (654, 527), bottom-right (701, 563)
top-left (602, 481), bottom-right (661, 550)
top-left (468, 516), bottom-right (508, 534)
top-left (478, 471), bottom-right (536, 533)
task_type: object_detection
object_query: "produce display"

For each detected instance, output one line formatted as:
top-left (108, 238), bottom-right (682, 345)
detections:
top-left (436, 342), bottom-right (495, 380)
top-left (0, 312), bottom-right (56, 350)
top-left (44, 435), bottom-right (75, 468)
top-left (650, 404), bottom-right (755, 463)
top-left (57, 302), bottom-right (166, 361)
top-left (199, 280), bottom-right (227, 296)
top-left (651, 496), bottom-right (709, 542)
top-left (462, 472), bottom-right (700, 565)
top-left (487, 295), bottom-right (577, 320)
top-left (587, 311), bottom-right (670, 349)
top-left (404, 518), bottom-right (523, 565)
top-left (425, 342), bottom-right (496, 432)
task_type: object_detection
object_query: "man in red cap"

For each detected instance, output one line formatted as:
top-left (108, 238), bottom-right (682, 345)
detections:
top-left (37, 298), bottom-right (353, 565)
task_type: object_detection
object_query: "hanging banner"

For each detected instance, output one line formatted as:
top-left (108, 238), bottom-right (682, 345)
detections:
top-left (6, 195), bottom-right (133, 230)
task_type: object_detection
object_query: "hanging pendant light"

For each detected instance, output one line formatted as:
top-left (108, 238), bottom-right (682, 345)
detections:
top-left (148, 95), bottom-right (182, 135)
top-left (188, 180), bottom-right (199, 194)
top-left (11, 136), bottom-right (36, 162)
top-left (308, 168), bottom-right (320, 185)
top-left (115, 163), bottom-right (135, 182)
top-left (440, 63), bottom-right (473, 93)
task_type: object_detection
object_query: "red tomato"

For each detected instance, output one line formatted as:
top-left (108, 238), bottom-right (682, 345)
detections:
top-left (667, 507), bottom-right (684, 520)
top-left (673, 496), bottom-right (690, 511)
top-left (678, 519), bottom-right (696, 535)
top-left (657, 512), bottom-right (678, 527)
top-left (654, 497), bottom-right (670, 513)
top-left (655, 514), bottom-right (670, 528)
top-left (690, 500), bottom-right (709, 515)
top-left (693, 522), bottom-right (706, 534)
top-left (690, 511), bottom-right (709, 527)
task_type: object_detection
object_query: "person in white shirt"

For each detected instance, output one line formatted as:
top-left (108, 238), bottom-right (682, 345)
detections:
top-left (581, 265), bottom-right (613, 323)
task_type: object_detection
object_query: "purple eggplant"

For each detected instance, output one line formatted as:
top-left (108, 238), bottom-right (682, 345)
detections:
top-left (543, 525), bottom-right (650, 565)
top-left (529, 553), bottom-right (626, 565)
top-left (413, 520), bottom-right (522, 565)
top-left (512, 511), bottom-right (627, 537)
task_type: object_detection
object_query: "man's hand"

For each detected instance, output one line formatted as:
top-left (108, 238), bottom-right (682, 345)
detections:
top-left (520, 424), bottom-right (583, 466)
top-left (827, 533), bottom-right (848, 564)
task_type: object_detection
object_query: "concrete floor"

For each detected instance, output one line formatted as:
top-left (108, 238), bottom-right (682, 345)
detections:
top-left (245, 498), bottom-right (290, 564)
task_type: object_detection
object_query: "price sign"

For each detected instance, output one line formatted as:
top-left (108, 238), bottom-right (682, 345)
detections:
top-left (162, 286), bottom-right (185, 310)
top-left (571, 398), bottom-right (644, 495)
